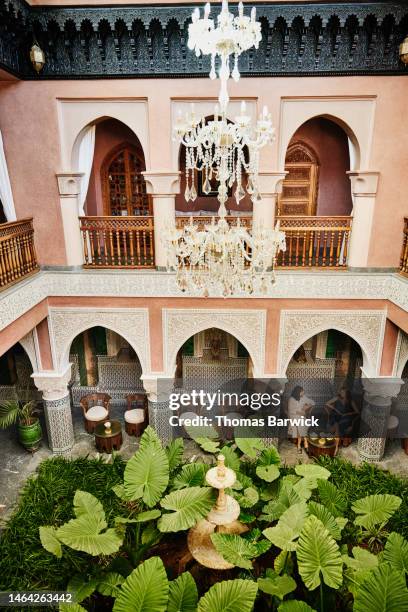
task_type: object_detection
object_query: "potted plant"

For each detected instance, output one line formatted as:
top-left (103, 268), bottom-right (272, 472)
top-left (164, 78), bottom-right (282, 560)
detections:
top-left (0, 399), bottom-right (42, 452)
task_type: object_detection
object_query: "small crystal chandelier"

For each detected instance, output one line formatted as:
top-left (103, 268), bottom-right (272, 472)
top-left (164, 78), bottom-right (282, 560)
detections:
top-left (188, 0), bottom-right (262, 110)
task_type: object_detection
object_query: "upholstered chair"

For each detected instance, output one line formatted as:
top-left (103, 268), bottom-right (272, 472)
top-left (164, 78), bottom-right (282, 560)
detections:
top-left (80, 393), bottom-right (111, 434)
top-left (124, 393), bottom-right (148, 436)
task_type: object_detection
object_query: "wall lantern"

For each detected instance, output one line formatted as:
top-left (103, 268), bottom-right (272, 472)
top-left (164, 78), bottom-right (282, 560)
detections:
top-left (30, 42), bottom-right (45, 74)
top-left (399, 36), bottom-right (408, 65)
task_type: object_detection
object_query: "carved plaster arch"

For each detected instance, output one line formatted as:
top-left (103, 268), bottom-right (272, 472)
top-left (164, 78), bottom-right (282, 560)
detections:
top-left (393, 330), bottom-right (408, 377)
top-left (18, 331), bottom-right (39, 371)
top-left (48, 307), bottom-right (150, 374)
top-left (163, 309), bottom-right (266, 377)
top-left (278, 309), bottom-right (386, 376)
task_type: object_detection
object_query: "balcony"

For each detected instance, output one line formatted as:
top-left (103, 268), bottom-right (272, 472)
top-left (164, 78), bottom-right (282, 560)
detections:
top-left (79, 214), bottom-right (352, 270)
top-left (400, 218), bottom-right (408, 276)
top-left (0, 219), bottom-right (39, 290)
top-left (80, 216), bottom-right (155, 268)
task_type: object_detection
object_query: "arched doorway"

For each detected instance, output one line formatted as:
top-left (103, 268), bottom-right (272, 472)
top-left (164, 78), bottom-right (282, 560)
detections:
top-left (0, 342), bottom-right (39, 403)
top-left (101, 143), bottom-right (151, 217)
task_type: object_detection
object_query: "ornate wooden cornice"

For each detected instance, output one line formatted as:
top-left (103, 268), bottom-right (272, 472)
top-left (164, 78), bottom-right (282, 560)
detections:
top-left (1, 1), bottom-right (407, 79)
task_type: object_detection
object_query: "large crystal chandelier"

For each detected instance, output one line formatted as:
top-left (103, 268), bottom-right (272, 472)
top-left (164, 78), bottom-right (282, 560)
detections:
top-left (168, 0), bottom-right (286, 297)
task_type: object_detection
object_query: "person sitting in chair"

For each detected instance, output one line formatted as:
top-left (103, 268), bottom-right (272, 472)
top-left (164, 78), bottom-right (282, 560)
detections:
top-left (325, 388), bottom-right (359, 454)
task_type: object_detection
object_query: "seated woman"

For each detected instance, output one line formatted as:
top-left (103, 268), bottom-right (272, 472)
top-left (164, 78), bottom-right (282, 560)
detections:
top-left (325, 388), bottom-right (359, 453)
top-left (287, 385), bottom-right (315, 453)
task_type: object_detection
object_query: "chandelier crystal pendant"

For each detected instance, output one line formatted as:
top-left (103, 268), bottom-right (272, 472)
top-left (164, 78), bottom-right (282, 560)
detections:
top-left (188, 0), bottom-right (262, 111)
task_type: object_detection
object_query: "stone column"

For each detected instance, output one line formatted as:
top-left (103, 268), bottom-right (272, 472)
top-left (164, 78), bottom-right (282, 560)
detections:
top-left (347, 171), bottom-right (380, 269)
top-left (142, 172), bottom-right (181, 270)
top-left (56, 173), bottom-right (84, 267)
top-left (141, 374), bottom-right (175, 443)
top-left (253, 172), bottom-right (287, 230)
top-left (358, 377), bottom-right (403, 462)
top-left (32, 365), bottom-right (74, 454)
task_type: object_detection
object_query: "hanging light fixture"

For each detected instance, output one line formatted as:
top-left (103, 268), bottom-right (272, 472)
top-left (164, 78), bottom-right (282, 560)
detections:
top-left (168, 0), bottom-right (286, 297)
top-left (188, 0), bottom-right (262, 111)
top-left (30, 42), bottom-right (46, 74)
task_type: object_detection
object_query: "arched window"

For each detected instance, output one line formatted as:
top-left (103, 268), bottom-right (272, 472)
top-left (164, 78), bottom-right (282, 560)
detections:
top-left (277, 142), bottom-right (319, 216)
top-left (102, 144), bottom-right (151, 216)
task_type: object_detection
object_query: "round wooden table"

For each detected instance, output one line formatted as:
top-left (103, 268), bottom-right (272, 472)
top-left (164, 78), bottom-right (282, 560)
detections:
top-left (94, 420), bottom-right (123, 453)
top-left (307, 437), bottom-right (336, 458)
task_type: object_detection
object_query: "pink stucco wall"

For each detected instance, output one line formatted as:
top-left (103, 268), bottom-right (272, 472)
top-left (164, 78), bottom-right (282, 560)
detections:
top-left (0, 75), bottom-right (407, 267)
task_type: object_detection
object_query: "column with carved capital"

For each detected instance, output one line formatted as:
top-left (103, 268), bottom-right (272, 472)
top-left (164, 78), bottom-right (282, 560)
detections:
top-left (142, 172), bottom-right (180, 270)
top-left (32, 365), bottom-right (74, 454)
top-left (347, 171), bottom-right (380, 269)
top-left (141, 374), bottom-right (175, 443)
top-left (56, 173), bottom-right (84, 267)
top-left (253, 172), bottom-right (287, 230)
top-left (358, 377), bottom-right (403, 461)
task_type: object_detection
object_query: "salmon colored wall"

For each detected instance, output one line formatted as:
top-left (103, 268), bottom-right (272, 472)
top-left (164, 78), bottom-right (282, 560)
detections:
top-left (0, 76), bottom-right (407, 267)
top-left (288, 117), bottom-right (353, 216)
top-left (86, 118), bottom-right (145, 216)
top-left (0, 300), bottom-right (48, 358)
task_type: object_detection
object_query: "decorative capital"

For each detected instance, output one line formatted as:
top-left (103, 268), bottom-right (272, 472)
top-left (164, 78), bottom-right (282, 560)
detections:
top-left (361, 375), bottom-right (404, 405)
top-left (257, 172), bottom-right (288, 196)
top-left (142, 172), bottom-right (181, 196)
top-left (347, 171), bottom-right (380, 197)
top-left (56, 173), bottom-right (84, 197)
top-left (32, 364), bottom-right (72, 401)
top-left (141, 374), bottom-right (174, 402)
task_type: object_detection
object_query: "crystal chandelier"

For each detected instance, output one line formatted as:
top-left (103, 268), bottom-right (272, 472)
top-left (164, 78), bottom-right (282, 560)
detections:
top-left (188, 0), bottom-right (262, 110)
top-left (167, 0), bottom-right (286, 297)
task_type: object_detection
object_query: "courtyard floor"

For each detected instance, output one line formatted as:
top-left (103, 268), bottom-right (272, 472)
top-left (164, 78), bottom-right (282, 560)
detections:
top-left (1, 403), bottom-right (407, 520)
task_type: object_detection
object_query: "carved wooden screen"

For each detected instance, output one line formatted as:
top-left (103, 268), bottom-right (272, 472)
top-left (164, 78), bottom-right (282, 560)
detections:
top-left (277, 142), bottom-right (319, 216)
top-left (102, 144), bottom-right (151, 216)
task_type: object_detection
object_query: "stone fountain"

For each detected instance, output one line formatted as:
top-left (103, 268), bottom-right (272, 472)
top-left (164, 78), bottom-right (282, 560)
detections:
top-left (187, 454), bottom-right (247, 569)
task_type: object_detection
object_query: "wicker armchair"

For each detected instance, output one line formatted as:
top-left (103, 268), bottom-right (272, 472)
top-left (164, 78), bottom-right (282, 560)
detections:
top-left (80, 393), bottom-right (111, 433)
top-left (124, 393), bottom-right (148, 436)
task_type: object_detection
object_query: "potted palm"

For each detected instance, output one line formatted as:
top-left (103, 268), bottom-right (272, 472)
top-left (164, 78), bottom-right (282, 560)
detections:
top-left (0, 399), bottom-right (42, 452)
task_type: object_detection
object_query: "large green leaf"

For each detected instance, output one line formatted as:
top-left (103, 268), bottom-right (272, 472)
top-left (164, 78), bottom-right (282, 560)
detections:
top-left (342, 546), bottom-right (378, 596)
top-left (96, 572), bottom-right (125, 597)
top-left (113, 557), bottom-right (169, 612)
top-left (278, 602), bottom-right (317, 612)
top-left (67, 574), bottom-right (99, 603)
top-left (235, 438), bottom-right (265, 458)
top-left (194, 437), bottom-right (220, 453)
top-left (316, 479), bottom-right (347, 517)
top-left (257, 572), bottom-right (296, 599)
top-left (307, 501), bottom-right (342, 540)
top-left (57, 513), bottom-right (123, 556)
top-left (383, 532), bottom-right (408, 574)
top-left (158, 487), bottom-right (216, 532)
top-left (352, 494), bottom-right (402, 529)
top-left (124, 427), bottom-right (169, 507)
top-left (211, 533), bottom-right (259, 569)
top-left (354, 562), bottom-right (408, 612)
top-left (296, 515), bottom-right (343, 590)
top-left (235, 487), bottom-right (259, 509)
top-left (166, 438), bottom-right (184, 472)
top-left (172, 464), bottom-right (207, 490)
top-left (260, 483), bottom-right (301, 522)
top-left (39, 526), bottom-right (62, 558)
top-left (73, 490), bottom-right (105, 521)
top-left (167, 572), bottom-right (198, 612)
top-left (220, 445), bottom-right (241, 472)
top-left (263, 502), bottom-right (309, 552)
top-left (256, 464), bottom-right (280, 483)
top-left (197, 579), bottom-right (258, 612)
top-left (59, 604), bottom-right (87, 612)
top-left (115, 510), bottom-right (161, 525)
top-left (294, 464), bottom-right (331, 481)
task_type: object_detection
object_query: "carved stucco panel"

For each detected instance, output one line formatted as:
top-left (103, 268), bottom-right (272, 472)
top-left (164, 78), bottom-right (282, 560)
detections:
top-left (394, 330), bottom-right (408, 377)
top-left (163, 309), bottom-right (266, 376)
top-left (48, 308), bottom-right (150, 374)
top-left (278, 309), bottom-right (386, 375)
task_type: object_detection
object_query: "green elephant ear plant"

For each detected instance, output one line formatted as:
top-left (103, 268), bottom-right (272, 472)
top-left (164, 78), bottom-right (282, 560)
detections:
top-left (0, 399), bottom-right (42, 452)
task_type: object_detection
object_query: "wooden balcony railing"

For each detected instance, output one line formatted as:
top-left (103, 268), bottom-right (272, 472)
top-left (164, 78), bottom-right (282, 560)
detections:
top-left (0, 218), bottom-right (39, 289)
top-left (80, 216), bottom-right (155, 268)
top-left (400, 218), bottom-right (408, 275)
top-left (175, 215), bottom-right (252, 230)
top-left (276, 216), bottom-right (352, 268)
